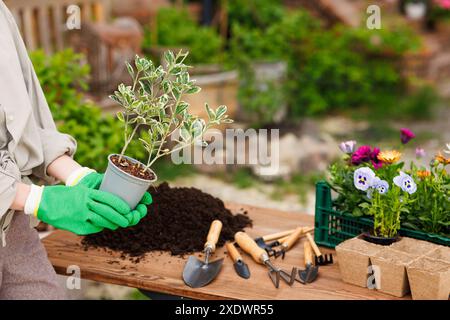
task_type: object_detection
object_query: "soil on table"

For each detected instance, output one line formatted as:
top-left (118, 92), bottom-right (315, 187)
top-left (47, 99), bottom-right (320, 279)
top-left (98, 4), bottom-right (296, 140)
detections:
top-left (111, 155), bottom-right (155, 180)
top-left (82, 182), bottom-right (252, 258)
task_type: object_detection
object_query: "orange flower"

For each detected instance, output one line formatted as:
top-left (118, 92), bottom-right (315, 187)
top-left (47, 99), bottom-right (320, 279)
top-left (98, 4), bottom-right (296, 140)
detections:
top-left (417, 170), bottom-right (431, 179)
top-left (377, 150), bottom-right (402, 164)
top-left (436, 153), bottom-right (450, 166)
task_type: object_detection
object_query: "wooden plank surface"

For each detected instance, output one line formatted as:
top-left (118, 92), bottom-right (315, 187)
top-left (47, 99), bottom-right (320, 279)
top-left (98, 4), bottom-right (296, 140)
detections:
top-left (42, 203), bottom-right (408, 300)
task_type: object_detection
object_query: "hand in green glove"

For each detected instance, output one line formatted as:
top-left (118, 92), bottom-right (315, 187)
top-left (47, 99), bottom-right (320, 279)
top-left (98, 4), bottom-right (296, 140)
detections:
top-left (77, 171), bottom-right (152, 226)
top-left (36, 184), bottom-right (131, 235)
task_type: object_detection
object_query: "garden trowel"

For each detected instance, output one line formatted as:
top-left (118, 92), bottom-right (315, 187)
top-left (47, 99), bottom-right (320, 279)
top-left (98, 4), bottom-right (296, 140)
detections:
top-left (226, 242), bottom-right (250, 279)
top-left (183, 220), bottom-right (224, 288)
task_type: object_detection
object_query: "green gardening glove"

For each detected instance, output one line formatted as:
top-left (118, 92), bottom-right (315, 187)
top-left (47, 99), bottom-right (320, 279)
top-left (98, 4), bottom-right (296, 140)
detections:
top-left (77, 171), bottom-right (152, 226)
top-left (36, 184), bottom-right (131, 235)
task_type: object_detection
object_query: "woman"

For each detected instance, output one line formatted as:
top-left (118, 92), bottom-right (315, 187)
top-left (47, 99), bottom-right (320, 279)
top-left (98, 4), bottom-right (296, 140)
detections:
top-left (0, 1), bottom-right (151, 299)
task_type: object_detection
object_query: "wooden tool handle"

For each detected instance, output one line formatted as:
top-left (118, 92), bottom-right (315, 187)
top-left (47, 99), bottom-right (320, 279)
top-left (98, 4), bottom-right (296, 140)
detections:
top-left (235, 232), bottom-right (266, 264)
top-left (204, 220), bottom-right (222, 252)
top-left (262, 229), bottom-right (295, 241)
top-left (281, 227), bottom-right (303, 250)
top-left (304, 241), bottom-right (313, 265)
top-left (225, 242), bottom-right (242, 263)
top-left (302, 226), bottom-right (314, 234)
top-left (306, 233), bottom-right (322, 257)
top-left (278, 226), bottom-right (314, 244)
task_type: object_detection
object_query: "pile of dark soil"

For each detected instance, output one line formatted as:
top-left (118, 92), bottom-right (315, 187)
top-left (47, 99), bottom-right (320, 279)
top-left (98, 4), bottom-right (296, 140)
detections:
top-left (82, 182), bottom-right (252, 257)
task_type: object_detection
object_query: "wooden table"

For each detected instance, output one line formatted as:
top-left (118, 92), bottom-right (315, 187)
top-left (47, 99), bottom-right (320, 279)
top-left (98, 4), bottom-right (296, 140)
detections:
top-left (42, 203), bottom-right (407, 300)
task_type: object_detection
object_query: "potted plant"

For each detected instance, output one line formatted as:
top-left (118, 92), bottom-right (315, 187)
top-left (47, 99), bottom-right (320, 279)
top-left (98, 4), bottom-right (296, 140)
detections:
top-left (328, 135), bottom-right (450, 242)
top-left (354, 164), bottom-right (417, 245)
top-left (405, 148), bottom-right (450, 236)
top-left (100, 50), bottom-right (233, 208)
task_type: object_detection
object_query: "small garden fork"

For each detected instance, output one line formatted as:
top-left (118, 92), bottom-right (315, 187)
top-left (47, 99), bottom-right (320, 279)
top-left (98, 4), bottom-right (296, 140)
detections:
top-left (235, 232), bottom-right (297, 288)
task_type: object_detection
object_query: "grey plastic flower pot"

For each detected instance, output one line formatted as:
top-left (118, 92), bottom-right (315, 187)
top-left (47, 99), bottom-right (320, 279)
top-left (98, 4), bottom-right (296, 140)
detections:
top-left (99, 154), bottom-right (157, 209)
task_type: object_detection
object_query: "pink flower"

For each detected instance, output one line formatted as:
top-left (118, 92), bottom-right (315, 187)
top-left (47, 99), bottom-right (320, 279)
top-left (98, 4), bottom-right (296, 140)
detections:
top-left (415, 147), bottom-right (426, 159)
top-left (352, 146), bottom-right (383, 169)
top-left (400, 128), bottom-right (415, 145)
top-left (371, 148), bottom-right (383, 169)
top-left (436, 0), bottom-right (450, 9)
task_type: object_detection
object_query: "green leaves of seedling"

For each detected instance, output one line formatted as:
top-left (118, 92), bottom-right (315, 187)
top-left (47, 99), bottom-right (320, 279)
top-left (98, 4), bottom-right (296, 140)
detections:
top-left (109, 50), bottom-right (233, 169)
top-left (205, 103), bottom-right (234, 125)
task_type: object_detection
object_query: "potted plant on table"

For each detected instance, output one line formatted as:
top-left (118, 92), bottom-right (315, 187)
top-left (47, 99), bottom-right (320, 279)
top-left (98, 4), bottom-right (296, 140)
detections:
top-left (353, 163), bottom-right (417, 245)
top-left (100, 50), bottom-right (233, 208)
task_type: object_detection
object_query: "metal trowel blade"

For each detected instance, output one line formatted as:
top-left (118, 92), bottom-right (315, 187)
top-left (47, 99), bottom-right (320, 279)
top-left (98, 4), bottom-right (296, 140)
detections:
top-left (183, 255), bottom-right (224, 288)
top-left (234, 260), bottom-right (251, 279)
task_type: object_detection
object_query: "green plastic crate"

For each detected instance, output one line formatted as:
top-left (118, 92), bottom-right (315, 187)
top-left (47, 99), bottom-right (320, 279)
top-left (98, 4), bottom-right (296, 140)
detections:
top-left (314, 181), bottom-right (450, 248)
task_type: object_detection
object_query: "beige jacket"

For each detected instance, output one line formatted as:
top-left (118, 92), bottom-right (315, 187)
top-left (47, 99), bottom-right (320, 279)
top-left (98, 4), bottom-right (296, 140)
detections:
top-left (0, 1), bottom-right (77, 245)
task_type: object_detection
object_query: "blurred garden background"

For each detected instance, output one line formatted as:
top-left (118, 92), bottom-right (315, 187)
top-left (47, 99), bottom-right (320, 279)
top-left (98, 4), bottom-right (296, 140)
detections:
top-left (6, 0), bottom-right (450, 298)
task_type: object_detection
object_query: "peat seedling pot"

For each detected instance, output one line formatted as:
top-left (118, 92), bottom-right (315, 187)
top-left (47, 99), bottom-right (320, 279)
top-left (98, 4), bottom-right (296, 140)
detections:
top-left (370, 248), bottom-right (417, 297)
top-left (100, 154), bottom-right (157, 209)
top-left (389, 237), bottom-right (439, 258)
top-left (425, 246), bottom-right (450, 263)
top-left (361, 232), bottom-right (399, 246)
top-left (335, 237), bottom-right (383, 288)
top-left (406, 256), bottom-right (450, 300)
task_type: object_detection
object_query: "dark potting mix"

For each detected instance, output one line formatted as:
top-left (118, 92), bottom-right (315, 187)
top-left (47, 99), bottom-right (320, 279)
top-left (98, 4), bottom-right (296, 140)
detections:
top-left (110, 155), bottom-right (155, 180)
top-left (82, 182), bottom-right (252, 258)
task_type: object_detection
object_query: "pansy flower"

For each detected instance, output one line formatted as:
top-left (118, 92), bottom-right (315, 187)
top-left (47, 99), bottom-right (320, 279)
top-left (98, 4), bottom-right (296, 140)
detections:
top-left (372, 177), bottom-right (389, 194)
top-left (393, 172), bottom-right (417, 194)
top-left (354, 167), bottom-right (376, 191)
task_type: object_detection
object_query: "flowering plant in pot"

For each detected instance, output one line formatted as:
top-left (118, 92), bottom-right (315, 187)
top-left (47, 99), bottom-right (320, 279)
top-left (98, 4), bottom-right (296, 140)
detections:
top-left (406, 143), bottom-right (450, 236)
top-left (354, 165), bottom-right (417, 245)
top-left (101, 50), bottom-right (233, 208)
top-left (330, 128), bottom-right (419, 244)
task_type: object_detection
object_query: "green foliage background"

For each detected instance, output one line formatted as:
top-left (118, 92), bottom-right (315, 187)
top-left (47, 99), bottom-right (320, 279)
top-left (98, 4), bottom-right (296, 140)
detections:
top-left (142, 7), bottom-right (223, 65)
top-left (227, 0), bottom-right (431, 123)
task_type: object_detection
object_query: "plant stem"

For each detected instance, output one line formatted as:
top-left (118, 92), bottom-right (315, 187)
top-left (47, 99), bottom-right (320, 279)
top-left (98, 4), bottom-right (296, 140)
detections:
top-left (120, 124), bottom-right (140, 158)
top-left (144, 89), bottom-right (184, 170)
top-left (131, 70), bottom-right (141, 92)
